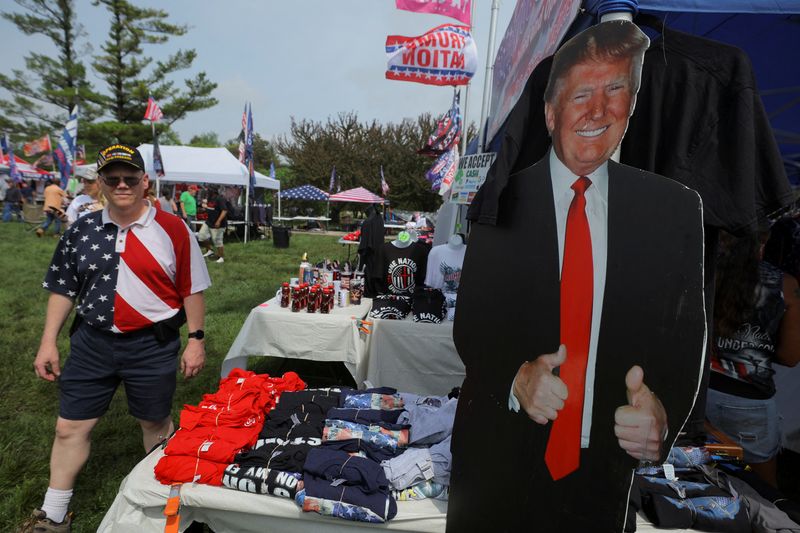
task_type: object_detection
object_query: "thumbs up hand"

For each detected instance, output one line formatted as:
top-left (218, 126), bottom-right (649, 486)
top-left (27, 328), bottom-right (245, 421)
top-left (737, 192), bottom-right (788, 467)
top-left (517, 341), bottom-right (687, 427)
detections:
top-left (513, 345), bottom-right (570, 425)
top-left (614, 365), bottom-right (668, 461)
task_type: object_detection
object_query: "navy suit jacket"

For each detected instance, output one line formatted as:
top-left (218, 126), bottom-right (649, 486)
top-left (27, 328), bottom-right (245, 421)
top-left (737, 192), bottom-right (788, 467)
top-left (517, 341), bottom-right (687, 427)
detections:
top-left (447, 157), bottom-right (706, 532)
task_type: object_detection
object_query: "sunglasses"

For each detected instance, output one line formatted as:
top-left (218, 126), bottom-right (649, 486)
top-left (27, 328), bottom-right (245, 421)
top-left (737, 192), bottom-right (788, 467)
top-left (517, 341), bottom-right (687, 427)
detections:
top-left (101, 175), bottom-right (143, 187)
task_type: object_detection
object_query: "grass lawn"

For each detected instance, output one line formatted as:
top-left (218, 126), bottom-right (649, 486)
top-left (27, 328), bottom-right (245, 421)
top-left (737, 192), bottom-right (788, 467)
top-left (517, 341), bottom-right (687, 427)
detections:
top-left (0, 222), bottom-right (355, 532)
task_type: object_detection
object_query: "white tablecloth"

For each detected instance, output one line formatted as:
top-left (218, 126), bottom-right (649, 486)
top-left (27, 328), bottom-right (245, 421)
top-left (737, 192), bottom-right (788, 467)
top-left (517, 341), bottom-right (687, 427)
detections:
top-left (99, 448), bottom-right (688, 533)
top-left (99, 448), bottom-right (448, 533)
top-left (364, 319), bottom-right (465, 396)
top-left (221, 297), bottom-right (372, 383)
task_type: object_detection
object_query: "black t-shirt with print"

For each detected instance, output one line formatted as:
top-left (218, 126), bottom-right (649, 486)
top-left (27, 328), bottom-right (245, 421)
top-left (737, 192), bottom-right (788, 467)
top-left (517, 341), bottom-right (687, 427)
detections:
top-left (378, 241), bottom-right (429, 295)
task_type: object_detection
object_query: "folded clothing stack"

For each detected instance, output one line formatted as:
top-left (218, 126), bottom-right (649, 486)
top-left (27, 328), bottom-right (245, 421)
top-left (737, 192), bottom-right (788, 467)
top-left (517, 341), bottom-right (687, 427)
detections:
top-left (155, 370), bottom-right (306, 486)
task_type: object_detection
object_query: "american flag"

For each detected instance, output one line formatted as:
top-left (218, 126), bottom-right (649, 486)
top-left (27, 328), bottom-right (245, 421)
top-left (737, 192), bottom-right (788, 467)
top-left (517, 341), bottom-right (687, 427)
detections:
top-left (144, 97), bottom-right (164, 122)
top-left (380, 165), bottom-right (390, 196)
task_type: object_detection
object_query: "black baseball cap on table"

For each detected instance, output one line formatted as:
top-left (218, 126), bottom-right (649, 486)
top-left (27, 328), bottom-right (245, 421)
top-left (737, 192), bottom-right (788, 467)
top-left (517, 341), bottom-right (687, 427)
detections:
top-left (96, 144), bottom-right (145, 173)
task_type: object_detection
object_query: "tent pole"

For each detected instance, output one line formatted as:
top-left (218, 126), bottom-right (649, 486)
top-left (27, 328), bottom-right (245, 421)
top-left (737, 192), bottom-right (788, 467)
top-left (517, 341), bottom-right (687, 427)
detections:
top-left (244, 186), bottom-right (250, 244)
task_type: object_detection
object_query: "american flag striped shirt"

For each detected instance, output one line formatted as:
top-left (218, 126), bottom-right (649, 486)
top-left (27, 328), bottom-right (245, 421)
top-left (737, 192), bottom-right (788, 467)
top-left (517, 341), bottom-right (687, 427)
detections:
top-left (43, 204), bottom-right (211, 333)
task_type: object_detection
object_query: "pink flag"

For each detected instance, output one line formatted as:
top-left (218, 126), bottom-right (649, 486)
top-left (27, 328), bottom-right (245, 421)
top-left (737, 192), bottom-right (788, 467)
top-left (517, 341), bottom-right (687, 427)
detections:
top-left (396, 0), bottom-right (472, 26)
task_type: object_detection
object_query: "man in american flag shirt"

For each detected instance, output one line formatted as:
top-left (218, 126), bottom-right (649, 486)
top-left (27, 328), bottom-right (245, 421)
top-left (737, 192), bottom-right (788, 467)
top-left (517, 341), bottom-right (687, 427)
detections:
top-left (24, 144), bottom-right (211, 532)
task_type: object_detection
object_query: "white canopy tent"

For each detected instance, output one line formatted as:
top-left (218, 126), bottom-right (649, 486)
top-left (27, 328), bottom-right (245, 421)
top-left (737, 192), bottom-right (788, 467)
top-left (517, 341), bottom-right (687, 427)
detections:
top-left (137, 144), bottom-right (280, 242)
top-left (136, 144), bottom-right (279, 190)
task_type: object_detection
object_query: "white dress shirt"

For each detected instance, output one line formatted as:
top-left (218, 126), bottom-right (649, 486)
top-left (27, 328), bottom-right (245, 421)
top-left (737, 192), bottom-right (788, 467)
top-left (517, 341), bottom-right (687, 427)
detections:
top-left (510, 149), bottom-right (609, 448)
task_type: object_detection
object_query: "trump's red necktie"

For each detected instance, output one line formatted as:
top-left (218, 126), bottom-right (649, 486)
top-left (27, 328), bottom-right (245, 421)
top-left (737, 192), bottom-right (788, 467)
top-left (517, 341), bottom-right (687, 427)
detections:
top-left (544, 175), bottom-right (593, 481)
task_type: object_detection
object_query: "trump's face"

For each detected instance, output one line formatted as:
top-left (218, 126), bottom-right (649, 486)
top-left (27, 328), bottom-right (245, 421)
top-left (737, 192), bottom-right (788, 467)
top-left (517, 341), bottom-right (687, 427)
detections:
top-left (545, 57), bottom-right (635, 177)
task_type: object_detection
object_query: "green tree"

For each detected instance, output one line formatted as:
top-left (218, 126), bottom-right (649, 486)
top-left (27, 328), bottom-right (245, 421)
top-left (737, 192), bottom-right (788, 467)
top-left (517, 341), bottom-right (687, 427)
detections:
top-left (92, 0), bottom-right (217, 126)
top-left (0, 0), bottom-right (103, 138)
top-left (189, 132), bottom-right (220, 147)
top-left (84, 0), bottom-right (218, 152)
top-left (276, 111), bottom-right (474, 211)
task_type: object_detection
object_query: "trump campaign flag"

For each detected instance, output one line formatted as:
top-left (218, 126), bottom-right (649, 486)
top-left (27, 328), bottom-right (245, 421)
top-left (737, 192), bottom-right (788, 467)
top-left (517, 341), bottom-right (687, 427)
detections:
top-left (395, 0), bottom-right (472, 26)
top-left (53, 106), bottom-right (78, 188)
top-left (386, 24), bottom-right (477, 86)
top-left (23, 135), bottom-right (52, 157)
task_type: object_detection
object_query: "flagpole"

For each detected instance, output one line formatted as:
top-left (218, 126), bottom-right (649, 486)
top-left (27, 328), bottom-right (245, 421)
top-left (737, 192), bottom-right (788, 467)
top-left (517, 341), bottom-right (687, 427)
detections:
top-left (151, 120), bottom-right (160, 198)
top-left (478, 0), bottom-right (501, 152)
top-left (244, 184), bottom-right (251, 244)
top-left (459, 0), bottom-right (478, 157)
top-left (48, 135), bottom-right (56, 176)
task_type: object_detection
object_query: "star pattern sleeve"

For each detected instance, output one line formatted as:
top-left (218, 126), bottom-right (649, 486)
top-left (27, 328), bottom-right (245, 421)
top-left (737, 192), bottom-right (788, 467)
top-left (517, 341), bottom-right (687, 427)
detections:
top-left (43, 228), bottom-right (81, 300)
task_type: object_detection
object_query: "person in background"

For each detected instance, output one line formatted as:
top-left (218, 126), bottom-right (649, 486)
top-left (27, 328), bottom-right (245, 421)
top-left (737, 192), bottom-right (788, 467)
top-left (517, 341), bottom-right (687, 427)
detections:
top-left (65, 169), bottom-right (104, 225)
top-left (179, 184), bottom-right (199, 225)
top-left (146, 188), bottom-right (161, 211)
top-left (22, 144), bottom-right (210, 532)
top-left (36, 177), bottom-right (67, 237)
top-left (706, 229), bottom-right (800, 487)
top-left (2, 179), bottom-right (24, 222)
top-left (160, 191), bottom-right (177, 215)
top-left (20, 179), bottom-right (34, 205)
top-left (198, 187), bottom-right (231, 264)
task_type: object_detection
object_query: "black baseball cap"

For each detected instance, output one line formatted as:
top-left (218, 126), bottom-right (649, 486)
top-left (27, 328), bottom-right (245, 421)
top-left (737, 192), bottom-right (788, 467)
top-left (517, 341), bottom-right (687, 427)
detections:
top-left (96, 144), bottom-right (145, 173)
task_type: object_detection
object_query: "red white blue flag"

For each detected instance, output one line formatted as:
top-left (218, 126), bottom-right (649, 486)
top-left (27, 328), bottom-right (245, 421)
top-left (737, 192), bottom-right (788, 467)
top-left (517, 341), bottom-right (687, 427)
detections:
top-left (425, 147), bottom-right (458, 192)
top-left (386, 24), bottom-right (477, 86)
top-left (144, 97), bottom-right (163, 122)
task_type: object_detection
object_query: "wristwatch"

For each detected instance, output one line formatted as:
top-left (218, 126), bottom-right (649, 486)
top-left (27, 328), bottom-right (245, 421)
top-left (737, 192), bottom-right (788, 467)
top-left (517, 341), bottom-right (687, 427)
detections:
top-left (188, 330), bottom-right (205, 340)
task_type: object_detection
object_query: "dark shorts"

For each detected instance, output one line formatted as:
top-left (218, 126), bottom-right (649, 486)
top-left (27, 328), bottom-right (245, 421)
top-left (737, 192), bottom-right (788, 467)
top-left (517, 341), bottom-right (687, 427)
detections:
top-left (59, 323), bottom-right (181, 421)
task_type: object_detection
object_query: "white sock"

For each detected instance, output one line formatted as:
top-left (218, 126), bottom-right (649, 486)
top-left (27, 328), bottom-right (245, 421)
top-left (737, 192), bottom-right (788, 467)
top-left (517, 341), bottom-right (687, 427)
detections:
top-left (41, 487), bottom-right (73, 523)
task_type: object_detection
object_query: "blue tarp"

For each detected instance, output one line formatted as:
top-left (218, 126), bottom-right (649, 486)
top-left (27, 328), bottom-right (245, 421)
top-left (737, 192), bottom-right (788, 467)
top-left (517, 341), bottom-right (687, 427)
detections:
top-left (278, 184), bottom-right (329, 201)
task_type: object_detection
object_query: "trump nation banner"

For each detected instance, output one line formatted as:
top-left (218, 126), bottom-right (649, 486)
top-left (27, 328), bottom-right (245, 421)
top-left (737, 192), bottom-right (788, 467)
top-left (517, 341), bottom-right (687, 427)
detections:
top-left (386, 24), bottom-right (477, 87)
top-left (395, 0), bottom-right (472, 26)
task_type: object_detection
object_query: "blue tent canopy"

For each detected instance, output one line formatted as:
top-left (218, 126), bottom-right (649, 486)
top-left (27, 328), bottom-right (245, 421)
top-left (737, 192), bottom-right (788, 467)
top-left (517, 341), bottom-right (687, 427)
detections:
top-left (278, 184), bottom-right (329, 201)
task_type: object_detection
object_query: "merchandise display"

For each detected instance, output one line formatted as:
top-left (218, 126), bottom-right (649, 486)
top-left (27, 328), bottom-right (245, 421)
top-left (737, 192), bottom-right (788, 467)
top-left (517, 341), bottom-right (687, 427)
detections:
top-left (150, 377), bottom-right (462, 527)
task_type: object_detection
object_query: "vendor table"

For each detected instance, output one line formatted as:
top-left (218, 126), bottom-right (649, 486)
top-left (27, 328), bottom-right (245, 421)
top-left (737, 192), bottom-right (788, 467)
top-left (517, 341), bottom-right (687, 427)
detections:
top-left (221, 297), bottom-right (372, 383)
top-left (274, 215), bottom-right (331, 232)
top-left (364, 319), bottom-right (465, 396)
top-left (99, 448), bottom-right (448, 533)
top-left (98, 447), bottom-right (686, 533)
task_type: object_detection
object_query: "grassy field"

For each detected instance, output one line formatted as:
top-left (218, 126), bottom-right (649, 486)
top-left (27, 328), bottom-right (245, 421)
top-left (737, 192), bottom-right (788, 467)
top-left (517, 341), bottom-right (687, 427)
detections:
top-left (0, 222), bottom-right (355, 532)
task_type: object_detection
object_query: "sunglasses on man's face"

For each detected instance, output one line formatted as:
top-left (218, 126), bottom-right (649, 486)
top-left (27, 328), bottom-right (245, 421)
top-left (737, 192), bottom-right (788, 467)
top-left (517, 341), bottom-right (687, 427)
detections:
top-left (101, 175), bottom-right (143, 187)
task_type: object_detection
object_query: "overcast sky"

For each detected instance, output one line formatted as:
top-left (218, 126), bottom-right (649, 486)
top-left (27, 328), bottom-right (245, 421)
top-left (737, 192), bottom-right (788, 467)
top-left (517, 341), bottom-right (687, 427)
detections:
top-left (0, 0), bottom-right (516, 144)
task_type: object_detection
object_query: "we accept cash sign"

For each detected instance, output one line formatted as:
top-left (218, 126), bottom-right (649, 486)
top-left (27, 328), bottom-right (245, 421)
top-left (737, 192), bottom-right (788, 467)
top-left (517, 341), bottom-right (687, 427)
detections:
top-left (450, 152), bottom-right (497, 204)
top-left (385, 24), bottom-right (478, 86)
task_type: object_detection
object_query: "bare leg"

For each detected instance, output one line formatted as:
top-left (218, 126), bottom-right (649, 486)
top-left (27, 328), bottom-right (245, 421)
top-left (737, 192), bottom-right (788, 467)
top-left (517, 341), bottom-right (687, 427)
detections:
top-left (749, 458), bottom-right (778, 488)
top-left (139, 417), bottom-right (173, 452)
top-left (49, 417), bottom-right (99, 490)
top-left (216, 246), bottom-right (224, 259)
